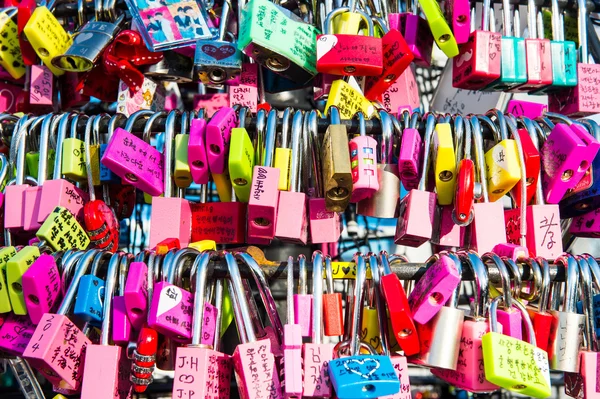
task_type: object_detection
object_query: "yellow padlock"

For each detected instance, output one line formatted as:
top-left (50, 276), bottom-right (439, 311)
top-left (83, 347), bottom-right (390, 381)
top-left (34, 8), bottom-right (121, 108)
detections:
top-left (433, 122), bottom-right (457, 205)
top-left (0, 11), bottom-right (25, 79)
top-left (336, 9), bottom-right (363, 34)
top-left (273, 108), bottom-right (293, 191)
top-left (481, 113), bottom-right (521, 202)
top-left (23, 6), bottom-right (73, 76)
top-left (325, 79), bottom-right (376, 120)
top-left (174, 112), bottom-right (193, 188)
top-left (0, 246), bottom-right (17, 313)
top-left (213, 170), bottom-right (233, 202)
top-left (61, 115), bottom-right (88, 182)
top-left (361, 303), bottom-right (382, 353)
top-left (36, 206), bottom-right (90, 251)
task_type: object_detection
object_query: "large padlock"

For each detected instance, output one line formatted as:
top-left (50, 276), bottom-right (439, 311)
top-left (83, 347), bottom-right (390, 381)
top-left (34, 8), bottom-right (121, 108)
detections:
top-left (23, 250), bottom-right (98, 392)
top-left (328, 254), bottom-right (400, 398)
top-left (36, 206), bottom-right (90, 252)
top-left (80, 252), bottom-right (132, 399)
top-left (238, 0), bottom-right (319, 83)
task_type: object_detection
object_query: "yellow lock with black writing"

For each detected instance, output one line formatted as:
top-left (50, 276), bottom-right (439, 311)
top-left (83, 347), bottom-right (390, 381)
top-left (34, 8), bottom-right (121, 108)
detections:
top-left (0, 10), bottom-right (26, 79)
top-left (61, 115), bottom-right (87, 182)
top-left (36, 206), bottom-right (90, 251)
top-left (174, 112), bottom-right (193, 188)
top-left (229, 107), bottom-right (255, 203)
top-left (0, 246), bottom-right (17, 313)
top-left (7, 246), bottom-right (40, 315)
top-left (433, 121), bottom-right (457, 205)
top-left (325, 79), bottom-right (376, 120)
top-left (481, 112), bottom-right (521, 202)
top-left (23, 6), bottom-right (73, 76)
top-left (274, 108), bottom-right (294, 191)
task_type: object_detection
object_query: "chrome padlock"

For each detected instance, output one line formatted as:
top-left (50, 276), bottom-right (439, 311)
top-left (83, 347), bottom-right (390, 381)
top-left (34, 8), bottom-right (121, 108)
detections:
top-left (328, 254), bottom-right (400, 398)
top-left (173, 253), bottom-right (233, 399)
top-left (349, 112), bottom-right (378, 203)
top-left (80, 252), bottom-right (132, 399)
top-left (227, 252), bottom-right (283, 399)
top-left (275, 110), bottom-right (308, 244)
top-left (194, 1), bottom-right (241, 86)
top-left (73, 250), bottom-right (111, 326)
top-left (149, 111), bottom-right (193, 248)
top-left (22, 250), bottom-right (98, 392)
top-left (206, 107), bottom-right (237, 175)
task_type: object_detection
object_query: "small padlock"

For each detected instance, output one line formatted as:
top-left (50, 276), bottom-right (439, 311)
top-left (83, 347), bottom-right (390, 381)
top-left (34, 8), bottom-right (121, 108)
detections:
top-left (0, 246), bottom-right (17, 313)
top-left (432, 121), bottom-right (457, 206)
top-left (6, 245), bottom-right (40, 316)
top-left (73, 250), bottom-right (111, 326)
top-left (0, 313), bottom-right (37, 356)
top-left (229, 107), bottom-right (256, 203)
top-left (28, 64), bottom-right (57, 112)
top-left (230, 63), bottom-right (259, 112)
top-left (389, 1), bottom-right (433, 66)
top-left (509, 118), bottom-right (541, 208)
top-left (322, 107), bottom-right (353, 212)
top-left (174, 112), bottom-right (193, 189)
top-left (112, 254), bottom-right (133, 345)
top-left (124, 257), bottom-right (150, 331)
top-left (36, 206), bottom-right (91, 252)
top-left (418, 0), bottom-right (459, 57)
top-left (445, 0), bottom-right (470, 44)
top-left (349, 112), bottom-right (378, 203)
top-left (189, 110), bottom-right (210, 185)
top-left (322, 254), bottom-right (344, 337)
top-left (398, 111), bottom-right (422, 191)
top-left (324, 78), bottom-right (377, 120)
top-left (293, 253), bottom-right (313, 337)
top-left (281, 256), bottom-right (303, 398)
top-left (523, 257), bottom-right (554, 354)
top-left (206, 107), bottom-right (237, 175)
top-left (274, 108), bottom-right (293, 192)
top-left (0, 9), bottom-right (26, 80)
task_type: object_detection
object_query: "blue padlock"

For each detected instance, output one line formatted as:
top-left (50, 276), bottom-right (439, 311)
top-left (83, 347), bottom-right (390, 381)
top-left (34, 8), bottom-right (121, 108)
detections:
top-left (73, 251), bottom-right (111, 326)
top-left (328, 254), bottom-right (400, 399)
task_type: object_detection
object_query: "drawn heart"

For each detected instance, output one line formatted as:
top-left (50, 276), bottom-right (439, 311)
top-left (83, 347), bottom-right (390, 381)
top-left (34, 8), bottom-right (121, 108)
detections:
top-left (342, 266), bottom-right (351, 275)
top-left (156, 285), bottom-right (183, 317)
top-left (316, 35), bottom-right (338, 58)
top-left (586, 218), bottom-right (595, 229)
top-left (76, 32), bottom-right (94, 44)
top-left (343, 357), bottom-right (381, 379)
top-left (489, 52), bottom-right (497, 60)
top-left (202, 44), bottom-right (235, 61)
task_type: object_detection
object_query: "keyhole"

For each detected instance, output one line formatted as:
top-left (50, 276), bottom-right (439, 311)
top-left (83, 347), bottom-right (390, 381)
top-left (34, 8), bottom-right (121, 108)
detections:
top-left (561, 169), bottom-right (574, 181)
top-left (131, 307), bottom-right (143, 316)
top-left (526, 177), bottom-right (535, 186)
top-left (575, 201), bottom-right (590, 210)
top-left (233, 178), bottom-right (248, 186)
top-left (492, 188), bottom-right (505, 194)
top-left (209, 144), bottom-right (221, 154)
top-left (512, 384), bottom-right (527, 390)
top-left (383, 74), bottom-right (396, 82)
top-left (11, 282), bottom-right (22, 293)
top-left (438, 170), bottom-right (453, 182)
top-left (28, 294), bottom-right (39, 305)
top-left (429, 292), bottom-right (444, 305)
top-left (456, 14), bottom-right (467, 23)
top-left (209, 68), bottom-right (226, 83)
top-left (362, 384), bottom-right (375, 393)
top-left (38, 48), bottom-right (49, 57)
top-left (253, 217), bottom-right (271, 227)
top-left (327, 187), bottom-right (349, 200)
top-left (192, 160), bottom-right (204, 168)
top-left (398, 328), bottom-right (413, 337)
top-left (266, 56), bottom-right (290, 72)
top-left (579, 160), bottom-right (589, 172)
top-left (344, 66), bottom-right (356, 74)
top-left (439, 34), bottom-right (451, 43)
top-left (125, 173), bottom-right (139, 182)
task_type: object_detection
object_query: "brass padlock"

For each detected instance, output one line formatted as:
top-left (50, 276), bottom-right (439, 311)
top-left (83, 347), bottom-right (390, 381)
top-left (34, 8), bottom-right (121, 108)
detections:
top-left (321, 107), bottom-right (353, 212)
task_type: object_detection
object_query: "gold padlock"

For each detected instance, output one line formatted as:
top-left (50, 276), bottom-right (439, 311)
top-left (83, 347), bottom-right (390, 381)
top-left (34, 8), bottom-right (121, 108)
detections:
top-left (322, 107), bottom-right (353, 213)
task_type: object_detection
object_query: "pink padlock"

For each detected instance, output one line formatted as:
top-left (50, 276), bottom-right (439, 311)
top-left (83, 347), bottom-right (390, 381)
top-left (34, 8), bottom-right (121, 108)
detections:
top-left (398, 111), bottom-right (422, 191)
top-left (23, 250), bottom-right (98, 392)
top-left (81, 252), bottom-right (132, 399)
top-left (247, 110), bottom-right (281, 241)
top-left (29, 64), bottom-right (55, 110)
top-left (408, 253), bottom-right (461, 324)
top-left (229, 63), bottom-right (258, 112)
top-left (22, 253), bottom-right (61, 324)
top-left (205, 107), bottom-right (237, 175)
top-left (280, 256), bottom-right (303, 398)
top-left (36, 114), bottom-right (89, 225)
top-left (446, 0), bottom-right (470, 44)
top-left (188, 113), bottom-right (210, 185)
top-left (0, 313), bottom-right (36, 356)
top-left (349, 112), bottom-right (379, 202)
top-left (149, 111), bottom-right (192, 248)
top-left (113, 254), bottom-right (133, 345)
top-left (0, 80), bottom-right (23, 113)
top-left (570, 207), bottom-right (600, 237)
top-left (293, 255), bottom-right (312, 338)
top-left (101, 110), bottom-right (165, 196)
top-left (506, 100), bottom-right (547, 119)
top-left (124, 260), bottom-right (149, 331)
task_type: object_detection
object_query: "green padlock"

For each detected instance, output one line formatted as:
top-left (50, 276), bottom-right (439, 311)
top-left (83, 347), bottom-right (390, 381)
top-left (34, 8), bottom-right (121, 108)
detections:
top-left (61, 114), bottom-right (88, 182)
top-left (174, 111), bottom-right (193, 189)
top-left (229, 107), bottom-right (256, 202)
top-left (0, 246), bottom-right (17, 313)
top-left (6, 246), bottom-right (40, 315)
top-left (482, 296), bottom-right (551, 398)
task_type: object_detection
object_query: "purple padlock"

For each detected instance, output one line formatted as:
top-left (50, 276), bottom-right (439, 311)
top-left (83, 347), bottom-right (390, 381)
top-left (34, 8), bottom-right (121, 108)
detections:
top-left (188, 115), bottom-right (210, 184)
top-left (22, 254), bottom-right (61, 324)
top-left (0, 314), bottom-right (36, 356)
top-left (124, 261), bottom-right (149, 331)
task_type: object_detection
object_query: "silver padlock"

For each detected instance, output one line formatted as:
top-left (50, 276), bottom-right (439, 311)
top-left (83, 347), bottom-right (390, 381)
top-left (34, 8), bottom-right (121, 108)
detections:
top-left (142, 51), bottom-right (194, 83)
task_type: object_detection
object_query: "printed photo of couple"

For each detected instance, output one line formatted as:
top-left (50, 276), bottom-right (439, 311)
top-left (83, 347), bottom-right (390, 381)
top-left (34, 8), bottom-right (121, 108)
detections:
top-left (139, 1), bottom-right (210, 44)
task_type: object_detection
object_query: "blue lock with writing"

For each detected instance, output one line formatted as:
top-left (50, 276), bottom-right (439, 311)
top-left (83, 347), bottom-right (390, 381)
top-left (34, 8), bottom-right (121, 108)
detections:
top-left (73, 252), bottom-right (108, 326)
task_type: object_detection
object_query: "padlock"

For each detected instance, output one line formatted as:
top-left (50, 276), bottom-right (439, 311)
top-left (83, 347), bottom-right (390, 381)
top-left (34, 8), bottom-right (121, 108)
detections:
top-left (0, 246), bottom-right (17, 313)
top-left (6, 245), bottom-right (40, 316)
top-left (560, 119), bottom-right (600, 217)
top-left (452, 0), bottom-right (501, 90)
top-left (507, 99), bottom-right (548, 119)
top-left (389, 0), bottom-right (433, 66)
top-left (349, 112), bottom-right (378, 203)
top-left (468, 116), bottom-right (507, 254)
top-left (141, 50), bottom-right (195, 84)
top-left (230, 63), bottom-right (259, 111)
top-left (130, 326), bottom-right (158, 392)
top-left (23, 250), bottom-right (98, 392)
top-left (292, 253), bottom-right (312, 338)
top-left (511, 0), bottom-right (553, 92)
top-left (101, 110), bottom-right (165, 196)
top-left (28, 64), bottom-right (57, 112)
top-left (395, 114), bottom-right (436, 247)
top-left (174, 112), bottom-right (193, 189)
top-left (398, 111), bottom-right (421, 191)
top-left (328, 253), bottom-right (400, 398)
top-left (52, 15), bottom-right (124, 73)
top-left (229, 107), bottom-right (256, 202)
top-left (124, 256), bottom-right (150, 331)
top-left (226, 251), bottom-right (283, 399)
top-left (195, 2), bottom-right (241, 86)
top-left (481, 295), bottom-right (552, 397)
top-left (238, 0), bottom-right (319, 83)
top-left (280, 256), bottom-right (303, 398)
top-left (519, 257), bottom-right (553, 354)
top-left (431, 251), bottom-right (499, 392)
top-left (508, 118), bottom-right (541, 208)
top-left (418, 0), bottom-right (459, 57)
top-left (188, 110), bottom-right (210, 185)
top-left (59, 114), bottom-right (89, 183)
top-left (324, 78), bottom-right (377, 120)
top-left (380, 252), bottom-right (420, 356)
top-left (432, 121), bottom-right (457, 205)
top-left (445, 0), bottom-right (470, 44)
top-left (0, 313), bottom-right (37, 356)
top-left (36, 206), bottom-right (91, 252)
top-left (149, 111), bottom-right (193, 248)
top-left (36, 113), bottom-right (89, 225)
top-left (548, 254), bottom-right (585, 372)
top-left (206, 107), bottom-right (237, 175)
top-left (538, 115), bottom-right (599, 204)
top-left (274, 108), bottom-right (293, 192)
top-left (112, 253), bottom-right (133, 346)
top-left (247, 109), bottom-right (281, 241)
top-left (323, 254), bottom-right (344, 336)
top-left (548, 0), bottom-right (600, 116)
top-left (73, 250), bottom-right (111, 325)
top-left (363, 17), bottom-right (414, 101)
top-left (356, 110), bottom-right (401, 218)
top-left (410, 252), bottom-right (464, 369)
top-left (407, 253), bottom-right (461, 324)
top-left (0, 9), bottom-right (26, 80)
top-left (81, 252), bottom-right (132, 399)
top-left (275, 110), bottom-right (308, 244)
top-left (173, 252), bottom-right (233, 399)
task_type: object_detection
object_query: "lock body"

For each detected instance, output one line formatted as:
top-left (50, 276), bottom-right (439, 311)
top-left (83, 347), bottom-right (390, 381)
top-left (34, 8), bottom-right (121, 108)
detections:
top-left (513, 39), bottom-right (553, 92)
top-left (525, 204), bottom-right (563, 259)
top-left (484, 139), bottom-right (521, 202)
top-left (487, 37), bottom-right (527, 91)
top-left (233, 339), bottom-right (282, 399)
top-left (548, 310), bottom-right (584, 372)
top-left (302, 343), bottom-right (335, 397)
top-left (189, 118), bottom-right (209, 185)
top-left (309, 198), bottom-right (341, 243)
top-left (80, 345), bottom-right (131, 399)
top-left (36, 206), bottom-right (90, 251)
top-left (37, 178), bottom-right (88, 224)
top-left (22, 254), bottom-right (61, 324)
top-left (275, 192), bottom-right (308, 244)
top-left (452, 31), bottom-right (502, 90)
top-left (549, 64), bottom-right (600, 117)
top-left (328, 355), bottom-right (400, 398)
top-left (174, 134), bottom-right (192, 188)
top-left (432, 205), bottom-right (465, 247)
top-left (247, 166), bottom-right (280, 240)
top-left (316, 34), bottom-right (383, 76)
top-left (391, 13), bottom-right (433, 67)
top-left (191, 202), bottom-right (247, 244)
top-left (470, 201), bottom-right (507, 254)
top-left (174, 347), bottom-right (233, 399)
top-left (0, 246), bottom-right (17, 313)
top-left (194, 40), bottom-right (243, 86)
top-left (206, 107), bottom-right (237, 175)
top-left (73, 274), bottom-right (105, 325)
top-left (322, 125), bottom-right (353, 212)
top-left (112, 295), bottom-right (132, 345)
top-left (124, 262), bottom-right (149, 330)
top-left (0, 314), bottom-right (36, 356)
top-left (148, 282), bottom-right (194, 341)
top-left (229, 128), bottom-right (255, 203)
top-left (394, 189), bottom-right (436, 247)
top-left (349, 135), bottom-right (378, 202)
top-left (398, 128), bottom-right (421, 190)
top-left (7, 246), bottom-right (40, 315)
top-left (149, 197), bottom-right (192, 248)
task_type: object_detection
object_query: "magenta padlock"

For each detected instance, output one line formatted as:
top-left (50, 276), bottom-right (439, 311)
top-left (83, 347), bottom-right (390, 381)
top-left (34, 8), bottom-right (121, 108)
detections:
top-left (389, 7), bottom-right (433, 66)
top-left (349, 112), bottom-right (379, 203)
top-left (174, 255), bottom-right (232, 399)
top-left (281, 256), bottom-right (303, 398)
top-left (22, 250), bottom-right (98, 392)
top-left (469, 116), bottom-right (507, 254)
top-left (22, 253), bottom-right (61, 324)
top-left (188, 112), bottom-right (210, 185)
top-left (0, 81), bottom-right (23, 113)
top-left (507, 100), bottom-right (547, 119)
top-left (408, 253), bottom-right (461, 324)
top-left (275, 110), bottom-right (308, 244)
top-left (446, 0), bottom-right (470, 44)
top-left (36, 114), bottom-right (89, 225)
top-left (395, 114), bottom-right (437, 247)
top-left (113, 254), bottom-right (133, 345)
top-left (293, 255), bottom-right (313, 338)
top-left (492, 243), bottom-right (529, 261)
top-left (248, 109), bottom-right (281, 241)
top-left (29, 64), bottom-right (55, 110)
top-left (101, 110), bottom-right (165, 196)
top-left (571, 207), bottom-right (600, 237)
top-left (205, 107), bottom-right (237, 175)
top-left (0, 313), bottom-right (36, 356)
top-left (149, 111), bottom-right (192, 248)
top-left (124, 260), bottom-right (149, 331)
top-left (226, 253), bottom-right (283, 399)
top-left (540, 118), bottom-right (600, 204)
top-left (80, 252), bottom-right (132, 399)
top-left (302, 252), bottom-right (335, 398)
top-left (148, 249), bottom-right (199, 342)
top-left (398, 111), bottom-right (422, 191)
top-left (230, 63), bottom-right (258, 112)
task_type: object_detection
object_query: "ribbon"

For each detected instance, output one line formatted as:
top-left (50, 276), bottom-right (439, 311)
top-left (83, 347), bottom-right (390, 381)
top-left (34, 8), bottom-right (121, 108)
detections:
top-left (103, 30), bottom-right (163, 93)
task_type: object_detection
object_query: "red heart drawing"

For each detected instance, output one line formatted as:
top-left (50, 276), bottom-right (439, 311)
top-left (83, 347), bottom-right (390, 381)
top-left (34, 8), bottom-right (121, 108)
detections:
top-left (201, 44), bottom-right (236, 61)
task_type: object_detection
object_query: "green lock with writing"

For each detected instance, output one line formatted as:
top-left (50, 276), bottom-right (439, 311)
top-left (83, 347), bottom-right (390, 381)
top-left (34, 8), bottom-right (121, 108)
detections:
top-left (0, 247), bottom-right (17, 313)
